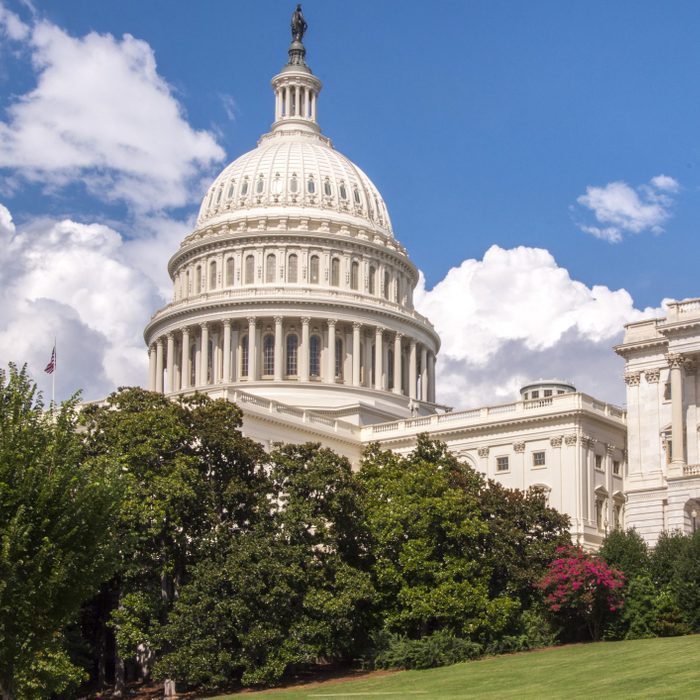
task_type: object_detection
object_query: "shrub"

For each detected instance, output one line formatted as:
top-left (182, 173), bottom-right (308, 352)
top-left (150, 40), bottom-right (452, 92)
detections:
top-left (599, 529), bottom-right (649, 580)
top-left (374, 630), bottom-right (482, 670)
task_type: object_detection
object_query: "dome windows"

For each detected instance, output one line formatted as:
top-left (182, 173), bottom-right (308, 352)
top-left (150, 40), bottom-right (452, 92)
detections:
top-left (330, 257), bottom-right (340, 287)
top-left (289, 174), bottom-right (298, 193)
top-left (263, 334), bottom-right (275, 376)
top-left (271, 173), bottom-right (283, 196)
top-left (307, 175), bottom-right (316, 194)
top-left (286, 334), bottom-right (298, 376)
top-left (335, 338), bottom-right (343, 379)
top-left (368, 265), bottom-right (376, 295)
top-left (244, 254), bottom-right (255, 284)
top-left (323, 178), bottom-right (332, 197)
top-left (339, 182), bottom-right (348, 200)
top-left (240, 177), bottom-right (249, 196)
top-left (350, 261), bottom-right (359, 290)
top-left (353, 187), bottom-right (361, 205)
top-left (225, 257), bottom-right (234, 286)
top-left (216, 187), bottom-right (223, 204)
top-left (309, 255), bottom-right (320, 284)
top-left (227, 181), bottom-right (236, 198)
top-left (288, 253), bottom-right (298, 283)
top-left (266, 253), bottom-right (276, 283)
top-left (209, 260), bottom-right (217, 290)
top-left (256, 175), bottom-right (265, 195)
top-left (310, 335), bottom-right (321, 378)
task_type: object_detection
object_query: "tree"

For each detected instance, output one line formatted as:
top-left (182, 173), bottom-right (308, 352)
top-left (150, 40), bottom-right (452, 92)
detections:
top-left (156, 443), bottom-right (375, 688)
top-left (599, 529), bottom-right (650, 581)
top-left (671, 529), bottom-right (700, 630)
top-left (359, 436), bottom-right (517, 642)
top-left (79, 388), bottom-right (266, 688)
top-left (650, 530), bottom-right (689, 587)
top-left (537, 546), bottom-right (625, 641)
top-left (0, 365), bottom-right (120, 699)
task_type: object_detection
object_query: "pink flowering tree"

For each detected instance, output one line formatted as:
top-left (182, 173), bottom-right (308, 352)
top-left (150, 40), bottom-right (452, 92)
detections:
top-left (537, 546), bottom-right (625, 641)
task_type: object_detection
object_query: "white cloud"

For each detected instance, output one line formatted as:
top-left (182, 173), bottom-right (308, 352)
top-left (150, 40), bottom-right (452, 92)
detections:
top-left (0, 202), bottom-right (173, 401)
top-left (575, 176), bottom-right (678, 243)
top-left (0, 14), bottom-right (225, 213)
top-left (0, 3), bottom-right (29, 40)
top-left (415, 245), bottom-right (662, 409)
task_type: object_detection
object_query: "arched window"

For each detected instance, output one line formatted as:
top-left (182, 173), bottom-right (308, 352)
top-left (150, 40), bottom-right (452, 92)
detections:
top-left (309, 255), bottom-right (320, 284)
top-left (225, 257), bottom-right (234, 286)
top-left (216, 187), bottom-right (223, 204)
top-left (207, 338), bottom-right (214, 383)
top-left (245, 254), bottom-right (255, 284)
top-left (383, 270), bottom-right (390, 300)
top-left (353, 187), bottom-right (361, 204)
top-left (286, 334), bottom-right (298, 376)
top-left (388, 348), bottom-right (394, 389)
top-left (209, 260), bottom-right (217, 290)
top-left (263, 334), bottom-right (274, 376)
top-left (288, 253), bottom-right (298, 283)
top-left (271, 173), bottom-right (282, 195)
top-left (350, 261), bottom-right (359, 290)
top-left (339, 182), bottom-right (348, 200)
top-left (241, 335), bottom-right (249, 377)
top-left (307, 175), bottom-right (315, 194)
top-left (266, 253), bottom-right (276, 283)
top-left (184, 270), bottom-right (190, 297)
top-left (240, 178), bottom-right (249, 196)
top-left (189, 344), bottom-right (196, 385)
top-left (256, 175), bottom-right (264, 194)
top-left (369, 265), bottom-right (376, 295)
top-left (324, 178), bottom-right (332, 196)
top-left (330, 258), bottom-right (340, 287)
top-left (289, 174), bottom-right (298, 193)
top-left (227, 180), bottom-right (235, 198)
top-left (195, 265), bottom-right (202, 292)
top-left (310, 335), bottom-right (321, 377)
top-left (207, 190), bottom-right (214, 209)
top-left (335, 338), bottom-right (343, 379)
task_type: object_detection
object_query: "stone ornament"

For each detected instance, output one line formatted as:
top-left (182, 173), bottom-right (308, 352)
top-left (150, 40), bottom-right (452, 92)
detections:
top-left (564, 434), bottom-right (578, 446)
top-left (624, 372), bottom-right (641, 386)
top-left (513, 442), bottom-right (526, 452)
top-left (644, 368), bottom-right (660, 383)
top-left (477, 447), bottom-right (490, 458)
top-left (550, 436), bottom-right (563, 448)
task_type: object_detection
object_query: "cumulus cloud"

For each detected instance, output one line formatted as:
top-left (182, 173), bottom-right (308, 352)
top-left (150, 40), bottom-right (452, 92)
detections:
top-left (415, 245), bottom-right (662, 409)
top-left (575, 175), bottom-right (679, 243)
top-left (0, 202), bottom-right (172, 401)
top-left (0, 12), bottom-right (224, 213)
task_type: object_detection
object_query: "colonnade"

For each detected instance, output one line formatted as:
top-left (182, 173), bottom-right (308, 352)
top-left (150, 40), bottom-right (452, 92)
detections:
top-left (148, 316), bottom-right (436, 403)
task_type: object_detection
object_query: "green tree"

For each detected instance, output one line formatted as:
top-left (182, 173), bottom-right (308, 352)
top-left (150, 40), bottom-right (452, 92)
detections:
top-left (599, 529), bottom-right (650, 581)
top-left (672, 529), bottom-right (700, 630)
top-left (156, 443), bottom-right (375, 688)
top-left (80, 388), bottom-right (266, 687)
top-left (0, 365), bottom-right (120, 699)
top-left (359, 436), bottom-right (517, 642)
top-left (650, 530), bottom-right (689, 587)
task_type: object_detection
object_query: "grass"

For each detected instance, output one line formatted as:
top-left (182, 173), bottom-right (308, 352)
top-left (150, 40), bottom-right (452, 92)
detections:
top-left (212, 635), bottom-right (700, 699)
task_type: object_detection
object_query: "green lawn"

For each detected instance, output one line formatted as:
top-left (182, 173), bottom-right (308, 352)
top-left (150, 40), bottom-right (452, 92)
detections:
top-left (213, 635), bottom-right (700, 699)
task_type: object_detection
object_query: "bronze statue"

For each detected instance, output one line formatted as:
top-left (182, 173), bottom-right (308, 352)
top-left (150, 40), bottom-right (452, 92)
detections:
top-left (291, 4), bottom-right (307, 43)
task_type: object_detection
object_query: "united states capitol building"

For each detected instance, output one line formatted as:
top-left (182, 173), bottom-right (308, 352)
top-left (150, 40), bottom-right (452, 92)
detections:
top-left (143, 11), bottom-right (700, 550)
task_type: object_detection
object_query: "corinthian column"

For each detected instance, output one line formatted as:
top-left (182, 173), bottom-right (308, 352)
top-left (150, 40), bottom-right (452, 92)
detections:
top-left (420, 345), bottom-right (428, 402)
top-left (300, 317), bottom-right (310, 382)
top-left (428, 351), bottom-right (436, 403)
top-left (155, 338), bottom-right (164, 393)
top-left (274, 316), bottom-right (283, 381)
top-left (374, 327), bottom-right (383, 391)
top-left (181, 328), bottom-right (190, 390)
top-left (409, 339), bottom-right (417, 399)
top-left (222, 320), bottom-right (231, 383)
top-left (247, 317), bottom-right (257, 380)
top-left (200, 323), bottom-right (209, 387)
top-left (327, 319), bottom-right (336, 384)
top-left (352, 322), bottom-right (362, 387)
top-left (667, 353), bottom-right (686, 465)
top-left (393, 333), bottom-right (403, 394)
top-left (148, 344), bottom-right (156, 391)
top-left (166, 333), bottom-right (175, 393)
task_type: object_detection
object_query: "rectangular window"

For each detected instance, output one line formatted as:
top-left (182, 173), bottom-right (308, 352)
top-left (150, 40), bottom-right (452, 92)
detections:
top-left (595, 454), bottom-right (603, 471)
top-left (664, 382), bottom-right (671, 401)
top-left (496, 456), bottom-right (509, 472)
top-left (544, 389), bottom-right (552, 397)
top-left (533, 451), bottom-right (545, 467)
top-left (531, 390), bottom-right (539, 399)
top-left (613, 460), bottom-right (620, 476)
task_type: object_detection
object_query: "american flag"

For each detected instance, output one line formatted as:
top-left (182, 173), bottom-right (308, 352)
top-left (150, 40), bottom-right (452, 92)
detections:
top-left (44, 346), bottom-right (56, 374)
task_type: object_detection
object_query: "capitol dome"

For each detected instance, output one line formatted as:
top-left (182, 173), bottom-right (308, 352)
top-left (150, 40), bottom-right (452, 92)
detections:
top-left (144, 12), bottom-right (440, 425)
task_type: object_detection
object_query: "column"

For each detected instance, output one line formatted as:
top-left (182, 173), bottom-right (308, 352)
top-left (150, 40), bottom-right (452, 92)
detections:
top-left (166, 333), bottom-right (175, 393)
top-left (230, 324), bottom-right (239, 382)
top-left (374, 327), bottom-right (383, 391)
top-left (284, 85), bottom-right (290, 117)
top-left (352, 322), bottom-right (362, 386)
top-left (668, 353), bottom-right (685, 465)
top-left (274, 316), bottom-right (284, 381)
top-left (295, 84), bottom-right (301, 116)
top-left (420, 345), bottom-right (428, 402)
top-left (393, 333), bottom-right (403, 394)
top-left (181, 328), bottom-right (190, 390)
top-left (200, 323), bottom-right (209, 387)
top-left (247, 317), bottom-right (257, 380)
top-left (327, 319), bottom-right (336, 384)
top-left (155, 338), bottom-right (164, 393)
top-left (428, 351), bottom-right (436, 403)
top-left (222, 320), bottom-right (231, 383)
top-left (300, 317), bottom-right (310, 381)
top-left (148, 344), bottom-right (156, 391)
top-left (409, 339), bottom-right (417, 399)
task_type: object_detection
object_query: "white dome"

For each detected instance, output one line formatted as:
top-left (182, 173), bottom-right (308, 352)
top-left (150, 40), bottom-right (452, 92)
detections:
top-left (196, 131), bottom-right (394, 237)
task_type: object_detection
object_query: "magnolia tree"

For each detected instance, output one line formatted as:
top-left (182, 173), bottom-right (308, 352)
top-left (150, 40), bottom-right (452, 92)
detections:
top-left (537, 546), bottom-right (625, 641)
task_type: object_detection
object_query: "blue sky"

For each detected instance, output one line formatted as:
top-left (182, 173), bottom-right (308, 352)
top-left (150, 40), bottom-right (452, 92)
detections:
top-left (0, 0), bottom-right (698, 406)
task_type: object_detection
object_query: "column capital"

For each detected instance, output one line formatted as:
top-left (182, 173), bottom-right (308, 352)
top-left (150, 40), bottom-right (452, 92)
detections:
top-left (666, 352), bottom-right (685, 368)
top-left (200, 321), bottom-right (209, 331)
top-left (353, 321), bottom-right (362, 330)
top-left (644, 368), bottom-right (660, 383)
top-left (301, 316), bottom-right (311, 326)
top-left (222, 318), bottom-right (232, 328)
top-left (375, 326), bottom-right (384, 337)
top-left (246, 316), bottom-right (257, 326)
top-left (624, 371), bottom-right (641, 386)
top-left (166, 331), bottom-right (174, 340)
top-left (327, 318), bottom-right (337, 328)
top-left (410, 337), bottom-right (417, 347)
top-left (273, 315), bottom-right (283, 325)
top-left (395, 331), bottom-right (403, 340)
top-left (156, 337), bottom-right (164, 347)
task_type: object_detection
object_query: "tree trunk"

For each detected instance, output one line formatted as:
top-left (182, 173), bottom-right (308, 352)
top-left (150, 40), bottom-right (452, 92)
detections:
top-left (114, 651), bottom-right (125, 697)
top-left (1, 682), bottom-right (14, 700)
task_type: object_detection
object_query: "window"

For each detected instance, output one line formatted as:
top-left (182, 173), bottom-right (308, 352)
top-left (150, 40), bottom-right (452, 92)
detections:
top-left (350, 261), bottom-right (359, 290)
top-left (595, 454), bottom-right (603, 471)
top-left (286, 334), bottom-right (298, 376)
top-left (310, 335), bottom-right (321, 377)
top-left (613, 460), bottom-right (620, 476)
top-left (335, 338), bottom-right (343, 379)
top-left (195, 265), bottom-right (202, 292)
top-left (216, 186), bottom-right (222, 204)
top-left (208, 260), bottom-right (217, 290)
top-left (666, 439), bottom-right (673, 464)
top-left (533, 451), bottom-right (545, 467)
top-left (544, 389), bottom-right (552, 397)
top-left (307, 176), bottom-right (315, 194)
top-left (266, 253), bottom-right (276, 283)
top-left (388, 348), bottom-right (394, 388)
top-left (596, 499), bottom-right (603, 530)
top-left (288, 253), bottom-right (298, 283)
top-left (664, 382), bottom-right (671, 401)
top-left (271, 173), bottom-right (282, 195)
top-left (184, 270), bottom-right (190, 297)
top-left (245, 255), bottom-right (255, 284)
top-left (227, 181), bottom-right (235, 198)
top-left (309, 255), bottom-right (320, 284)
top-left (225, 257), bottom-right (234, 286)
top-left (531, 390), bottom-right (539, 399)
top-left (614, 504), bottom-right (622, 530)
top-left (324, 178), bottom-right (332, 196)
top-left (256, 176), bottom-right (264, 194)
top-left (383, 270), bottom-right (390, 300)
top-left (353, 186), bottom-right (361, 204)
top-left (339, 182), bottom-right (348, 200)
top-left (369, 266), bottom-right (376, 294)
top-left (497, 456), bottom-right (509, 472)
top-left (289, 174), bottom-right (298, 193)
top-left (240, 178), bottom-right (249, 196)
top-left (331, 258), bottom-right (340, 287)
top-left (263, 334), bottom-right (274, 375)
top-left (241, 335), bottom-right (249, 377)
